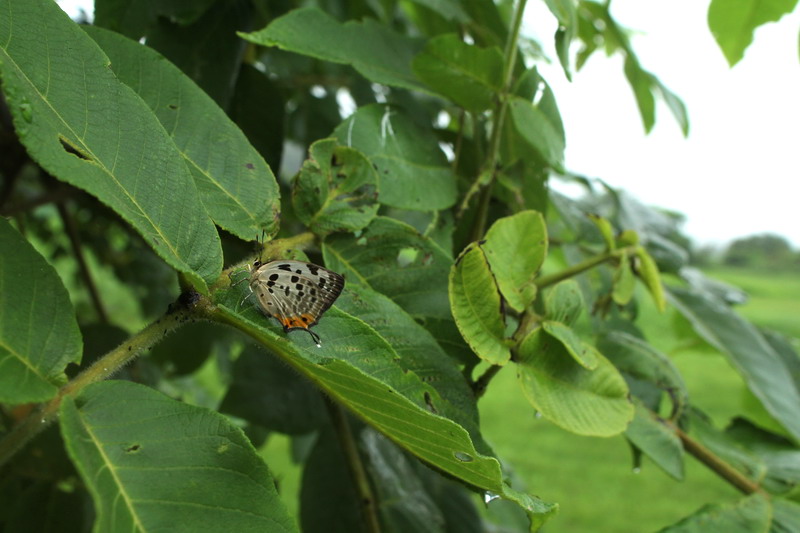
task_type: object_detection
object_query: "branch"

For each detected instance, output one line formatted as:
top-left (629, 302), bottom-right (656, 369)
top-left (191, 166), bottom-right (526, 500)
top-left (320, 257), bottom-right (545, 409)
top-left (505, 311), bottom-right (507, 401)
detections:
top-left (464, 0), bottom-right (529, 241)
top-left (668, 421), bottom-right (767, 496)
top-left (0, 290), bottom-right (204, 469)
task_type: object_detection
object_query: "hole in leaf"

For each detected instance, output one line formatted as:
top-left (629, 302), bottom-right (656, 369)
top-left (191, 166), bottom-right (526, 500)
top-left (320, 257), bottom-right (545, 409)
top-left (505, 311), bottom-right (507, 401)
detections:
top-left (396, 247), bottom-right (418, 268)
top-left (453, 451), bottom-right (474, 462)
top-left (124, 444), bottom-right (141, 453)
top-left (58, 136), bottom-right (92, 161)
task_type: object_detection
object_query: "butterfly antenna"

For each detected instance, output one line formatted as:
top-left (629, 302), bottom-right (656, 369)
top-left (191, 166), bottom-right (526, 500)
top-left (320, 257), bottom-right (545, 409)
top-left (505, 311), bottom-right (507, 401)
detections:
top-left (307, 328), bottom-right (322, 348)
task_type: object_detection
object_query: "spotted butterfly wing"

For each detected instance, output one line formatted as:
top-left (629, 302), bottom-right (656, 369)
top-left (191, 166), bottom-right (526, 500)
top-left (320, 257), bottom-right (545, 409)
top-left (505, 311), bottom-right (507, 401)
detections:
top-left (248, 260), bottom-right (344, 345)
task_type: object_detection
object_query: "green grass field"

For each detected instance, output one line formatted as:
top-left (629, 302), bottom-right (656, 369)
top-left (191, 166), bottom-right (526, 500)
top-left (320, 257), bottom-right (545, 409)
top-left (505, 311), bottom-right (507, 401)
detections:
top-left (259, 266), bottom-right (799, 531)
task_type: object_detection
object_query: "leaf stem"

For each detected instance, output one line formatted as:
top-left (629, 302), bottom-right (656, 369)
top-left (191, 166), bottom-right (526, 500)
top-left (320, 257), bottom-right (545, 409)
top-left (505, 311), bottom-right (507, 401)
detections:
top-left (0, 291), bottom-right (202, 469)
top-left (326, 398), bottom-right (382, 533)
top-left (473, 364), bottom-right (502, 399)
top-left (535, 246), bottom-right (634, 289)
top-left (466, 0), bottom-right (529, 242)
top-left (668, 422), bottom-right (767, 496)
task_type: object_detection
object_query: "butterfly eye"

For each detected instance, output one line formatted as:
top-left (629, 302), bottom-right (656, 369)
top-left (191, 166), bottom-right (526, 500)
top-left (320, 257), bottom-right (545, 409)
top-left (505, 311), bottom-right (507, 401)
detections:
top-left (253, 260), bottom-right (262, 268)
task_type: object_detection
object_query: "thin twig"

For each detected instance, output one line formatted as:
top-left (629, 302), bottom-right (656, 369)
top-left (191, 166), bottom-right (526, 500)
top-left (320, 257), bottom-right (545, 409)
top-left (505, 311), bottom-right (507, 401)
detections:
top-left (56, 201), bottom-right (109, 324)
top-left (325, 398), bottom-right (382, 533)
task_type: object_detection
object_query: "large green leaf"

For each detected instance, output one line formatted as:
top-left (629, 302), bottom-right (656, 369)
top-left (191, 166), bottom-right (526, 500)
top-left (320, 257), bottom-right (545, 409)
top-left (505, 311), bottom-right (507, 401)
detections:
top-left (773, 499), bottom-right (800, 533)
top-left (212, 284), bottom-right (555, 525)
top-left (60, 381), bottom-right (296, 532)
top-left (335, 284), bottom-right (487, 452)
top-left (94, 0), bottom-right (217, 39)
top-left (725, 418), bottom-right (800, 494)
top-left (323, 216), bottom-right (452, 320)
top-left (708, 0), bottom-right (798, 66)
top-left (625, 401), bottom-right (684, 480)
top-left (0, 0), bottom-right (222, 290)
top-left (323, 216), bottom-right (470, 365)
top-left (220, 345), bottom-right (328, 435)
top-left (332, 104), bottom-right (457, 211)
top-left (292, 139), bottom-right (379, 236)
top-left (597, 331), bottom-right (689, 417)
top-left (508, 94), bottom-right (565, 171)
top-left (241, 7), bottom-right (426, 92)
top-left (84, 26), bottom-right (281, 240)
top-left (516, 326), bottom-right (633, 436)
top-left (669, 287), bottom-right (800, 441)
top-left (0, 219), bottom-right (81, 403)
top-left (658, 493), bottom-right (770, 532)
top-left (449, 243), bottom-right (510, 365)
top-left (482, 210), bottom-right (546, 312)
top-left (412, 34), bottom-right (503, 112)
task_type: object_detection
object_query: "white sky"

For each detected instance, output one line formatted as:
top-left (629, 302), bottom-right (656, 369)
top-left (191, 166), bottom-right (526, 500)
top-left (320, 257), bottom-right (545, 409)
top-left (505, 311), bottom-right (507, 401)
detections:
top-left (526, 1), bottom-right (800, 248)
top-left (58, 0), bottom-right (800, 248)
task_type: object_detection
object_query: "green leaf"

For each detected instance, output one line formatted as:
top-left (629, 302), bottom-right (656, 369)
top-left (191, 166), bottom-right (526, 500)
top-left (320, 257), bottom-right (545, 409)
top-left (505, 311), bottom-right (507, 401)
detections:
top-left (94, 0), bottom-right (217, 39)
top-left (323, 216), bottom-right (471, 364)
top-left (482, 210), bottom-right (546, 312)
top-left (292, 139), bottom-right (379, 236)
top-left (241, 7), bottom-right (426, 92)
top-left (623, 58), bottom-right (689, 136)
top-left (516, 327), bottom-right (633, 436)
top-left (586, 213), bottom-right (616, 250)
top-left (84, 25), bottom-right (282, 240)
top-left (658, 493), bottom-right (770, 532)
top-left (545, 0), bottom-right (578, 80)
top-left (60, 381), bottom-right (296, 532)
top-left (0, 219), bottom-right (81, 403)
top-left (635, 246), bottom-right (666, 311)
top-left (361, 429), bottom-right (450, 532)
top-left (449, 243), bottom-right (510, 365)
top-left (412, 34), bottom-right (503, 112)
top-left (332, 104), bottom-right (457, 210)
top-left (508, 93), bottom-right (566, 170)
top-left (669, 287), bottom-right (800, 441)
top-left (336, 284), bottom-right (487, 452)
top-left (708, 0), bottom-right (798, 66)
top-left (544, 279), bottom-right (584, 326)
top-left (220, 345), bottom-right (328, 435)
top-left (323, 216), bottom-right (452, 320)
top-left (725, 418), bottom-right (800, 494)
top-left (625, 401), bottom-right (684, 480)
top-left (624, 57), bottom-right (656, 133)
top-left (0, 0), bottom-right (222, 290)
top-left (143, 0), bottom-right (249, 107)
top-left (209, 297), bottom-right (554, 523)
top-left (612, 252), bottom-right (636, 305)
top-left (541, 321), bottom-right (599, 370)
top-left (299, 426), bottom-right (363, 533)
top-left (597, 331), bottom-right (689, 418)
top-left (773, 499), bottom-right (800, 533)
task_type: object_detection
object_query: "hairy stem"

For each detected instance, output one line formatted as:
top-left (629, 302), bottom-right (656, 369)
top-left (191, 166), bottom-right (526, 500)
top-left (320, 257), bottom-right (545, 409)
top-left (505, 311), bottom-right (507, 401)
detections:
top-left (0, 292), bottom-right (202, 469)
top-left (326, 398), bottom-right (382, 533)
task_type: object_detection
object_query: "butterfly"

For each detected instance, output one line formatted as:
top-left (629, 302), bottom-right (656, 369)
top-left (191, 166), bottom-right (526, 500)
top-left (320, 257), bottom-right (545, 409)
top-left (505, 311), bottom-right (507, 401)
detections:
top-left (239, 259), bottom-right (345, 346)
